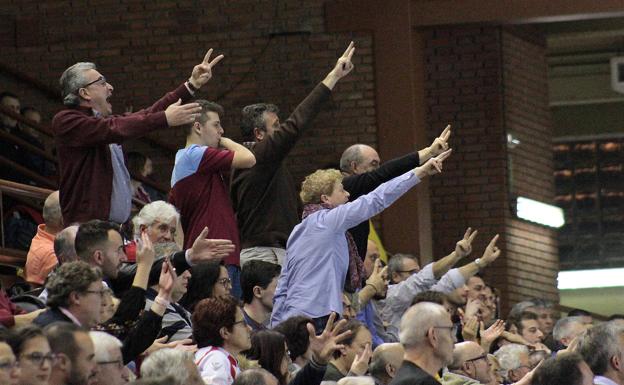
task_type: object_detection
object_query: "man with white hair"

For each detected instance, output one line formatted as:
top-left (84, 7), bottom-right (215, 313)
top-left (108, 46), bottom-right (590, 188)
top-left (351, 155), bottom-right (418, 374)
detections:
top-left (442, 341), bottom-right (492, 385)
top-left (391, 302), bottom-right (455, 385)
top-left (233, 369), bottom-right (278, 385)
top-left (493, 344), bottom-right (531, 384)
top-left (578, 321), bottom-right (624, 385)
top-left (89, 331), bottom-right (130, 385)
top-left (25, 190), bottom-right (64, 286)
top-left (553, 316), bottom-right (588, 350)
top-left (141, 348), bottom-right (204, 385)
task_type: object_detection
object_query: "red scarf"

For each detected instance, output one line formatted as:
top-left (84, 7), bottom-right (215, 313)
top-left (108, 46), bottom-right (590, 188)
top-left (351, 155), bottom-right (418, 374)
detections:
top-left (302, 203), bottom-right (364, 293)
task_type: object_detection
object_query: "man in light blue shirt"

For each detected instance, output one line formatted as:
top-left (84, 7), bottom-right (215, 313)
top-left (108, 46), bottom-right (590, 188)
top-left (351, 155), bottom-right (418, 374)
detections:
top-left (271, 150), bottom-right (452, 328)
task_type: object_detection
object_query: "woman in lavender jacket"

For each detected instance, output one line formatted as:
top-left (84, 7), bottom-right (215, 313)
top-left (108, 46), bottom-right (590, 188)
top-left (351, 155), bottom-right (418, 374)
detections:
top-left (271, 149), bottom-right (451, 328)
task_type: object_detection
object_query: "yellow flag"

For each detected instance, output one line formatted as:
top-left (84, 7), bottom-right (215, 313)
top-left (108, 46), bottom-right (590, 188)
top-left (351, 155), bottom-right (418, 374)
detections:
top-left (368, 220), bottom-right (389, 263)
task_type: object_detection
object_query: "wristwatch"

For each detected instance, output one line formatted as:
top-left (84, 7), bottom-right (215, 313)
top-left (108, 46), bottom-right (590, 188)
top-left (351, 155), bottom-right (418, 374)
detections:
top-left (186, 79), bottom-right (199, 92)
top-left (474, 258), bottom-right (482, 269)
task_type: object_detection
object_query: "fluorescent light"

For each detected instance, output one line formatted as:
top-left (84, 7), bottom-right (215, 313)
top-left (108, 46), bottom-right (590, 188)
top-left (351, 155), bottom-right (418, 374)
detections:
top-left (558, 268), bottom-right (624, 289)
top-left (516, 196), bottom-right (565, 228)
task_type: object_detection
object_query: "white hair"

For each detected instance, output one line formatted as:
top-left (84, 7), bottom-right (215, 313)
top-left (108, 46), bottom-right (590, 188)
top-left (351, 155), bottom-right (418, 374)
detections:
top-left (132, 201), bottom-right (180, 237)
top-left (60, 62), bottom-right (97, 106)
top-left (141, 348), bottom-right (195, 385)
top-left (553, 316), bottom-right (585, 342)
top-left (399, 302), bottom-right (448, 348)
top-left (494, 344), bottom-right (528, 371)
top-left (89, 331), bottom-right (122, 362)
top-left (337, 377), bottom-right (374, 385)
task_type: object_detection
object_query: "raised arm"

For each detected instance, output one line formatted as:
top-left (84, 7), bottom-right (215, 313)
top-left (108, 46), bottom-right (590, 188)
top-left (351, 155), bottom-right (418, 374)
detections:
top-left (219, 137), bottom-right (256, 169)
top-left (432, 227), bottom-right (478, 279)
top-left (321, 41), bottom-right (355, 90)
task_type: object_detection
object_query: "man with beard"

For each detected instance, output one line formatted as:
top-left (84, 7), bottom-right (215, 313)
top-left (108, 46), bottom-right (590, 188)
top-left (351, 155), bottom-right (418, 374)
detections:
top-left (46, 323), bottom-right (98, 385)
top-left (391, 302), bottom-right (455, 385)
top-left (241, 260), bottom-right (282, 331)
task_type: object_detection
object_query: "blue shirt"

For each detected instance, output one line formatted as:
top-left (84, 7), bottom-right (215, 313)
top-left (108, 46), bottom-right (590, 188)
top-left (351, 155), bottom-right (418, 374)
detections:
top-left (270, 170), bottom-right (421, 326)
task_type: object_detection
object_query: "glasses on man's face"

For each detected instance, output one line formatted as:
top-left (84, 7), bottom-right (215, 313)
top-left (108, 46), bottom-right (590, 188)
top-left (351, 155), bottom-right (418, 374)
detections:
top-left (465, 354), bottom-right (488, 364)
top-left (21, 352), bottom-right (57, 367)
top-left (97, 359), bottom-right (124, 370)
top-left (0, 359), bottom-right (18, 371)
top-left (397, 268), bottom-right (419, 275)
top-left (217, 277), bottom-right (232, 288)
top-left (81, 75), bottom-right (107, 89)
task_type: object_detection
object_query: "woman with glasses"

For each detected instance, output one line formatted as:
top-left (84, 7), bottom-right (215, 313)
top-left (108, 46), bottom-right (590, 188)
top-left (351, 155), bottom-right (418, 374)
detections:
top-left (193, 296), bottom-right (252, 385)
top-left (180, 261), bottom-right (231, 313)
top-left (6, 325), bottom-right (54, 385)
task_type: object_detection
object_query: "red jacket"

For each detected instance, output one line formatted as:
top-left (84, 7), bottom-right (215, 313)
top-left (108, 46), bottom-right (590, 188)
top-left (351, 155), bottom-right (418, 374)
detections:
top-left (0, 288), bottom-right (25, 328)
top-left (52, 83), bottom-right (192, 224)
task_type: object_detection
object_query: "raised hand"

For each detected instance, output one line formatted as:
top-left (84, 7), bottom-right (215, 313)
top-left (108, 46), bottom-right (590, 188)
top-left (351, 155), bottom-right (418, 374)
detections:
top-left (190, 48), bottom-right (225, 89)
top-left (464, 298), bottom-right (484, 320)
top-left (366, 260), bottom-right (388, 293)
top-left (415, 148), bottom-right (452, 178)
top-left (455, 227), bottom-right (478, 259)
top-left (165, 99), bottom-right (201, 127)
top-left (158, 257), bottom-right (176, 301)
top-left (323, 41), bottom-right (356, 89)
top-left (187, 227), bottom-right (236, 264)
top-left (481, 234), bottom-right (501, 265)
top-left (350, 343), bottom-right (372, 376)
top-left (136, 230), bottom-right (155, 268)
top-left (428, 125), bottom-right (452, 158)
top-left (306, 313), bottom-right (352, 365)
top-left (462, 316), bottom-right (479, 342)
top-left (481, 319), bottom-right (505, 347)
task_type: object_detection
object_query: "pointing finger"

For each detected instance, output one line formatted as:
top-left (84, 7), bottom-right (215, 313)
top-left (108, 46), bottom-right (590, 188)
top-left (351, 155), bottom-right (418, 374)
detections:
top-left (468, 229), bottom-right (478, 243)
top-left (463, 227), bottom-right (472, 240)
top-left (342, 41), bottom-right (354, 58)
top-left (441, 124), bottom-right (452, 141)
top-left (346, 46), bottom-right (355, 62)
top-left (202, 48), bottom-right (213, 64)
top-left (209, 54), bottom-right (225, 68)
top-left (488, 234), bottom-right (500, 248)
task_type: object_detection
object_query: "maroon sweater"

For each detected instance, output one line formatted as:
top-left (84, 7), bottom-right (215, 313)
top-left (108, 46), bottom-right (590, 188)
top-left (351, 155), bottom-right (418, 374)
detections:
top-left (52, 84), bottom-right (192, 224)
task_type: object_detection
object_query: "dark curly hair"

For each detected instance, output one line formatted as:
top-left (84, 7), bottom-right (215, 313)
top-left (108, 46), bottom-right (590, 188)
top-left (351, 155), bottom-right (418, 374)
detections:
top-left (240, 103), bottom-right (279, 141)
top-left (247, 330), bottom-right (288, 385)
top-left (273, 316), bottom-right (312, 362)
top-left (192, 296), bottom-right (239, 348)
top-left (179, 261), bottom-right (224, 312)
top-left (46, 261), bottom-right (102, 308)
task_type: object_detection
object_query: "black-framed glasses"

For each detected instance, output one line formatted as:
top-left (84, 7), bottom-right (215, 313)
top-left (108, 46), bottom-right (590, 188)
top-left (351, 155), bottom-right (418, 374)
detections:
top-left (0, 360), bottom-right (18, 371)
top-left (81, 75), bottom-right (107, 89)
top-left (217, 277), bottom-right (232, 288)
top-left (465, 354), bottom-right (488, 364)
top-left (97, 359), bottom-right (124, 369)
top-left (21, 352), bottom-right (57, 366)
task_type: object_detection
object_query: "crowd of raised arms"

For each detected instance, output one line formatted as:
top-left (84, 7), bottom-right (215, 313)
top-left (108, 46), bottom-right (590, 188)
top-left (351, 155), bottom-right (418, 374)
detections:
top-left (0, 42), bottom-right (622, 385)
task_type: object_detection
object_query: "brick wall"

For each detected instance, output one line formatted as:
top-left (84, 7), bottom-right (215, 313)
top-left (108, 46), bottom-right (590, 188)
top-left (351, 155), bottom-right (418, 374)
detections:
top-left (0, 0), bottom-right (375, 186)
top-left (423, 25), bottom-right (558, 314)
top-left (502, 28), bottom-right (559, 305)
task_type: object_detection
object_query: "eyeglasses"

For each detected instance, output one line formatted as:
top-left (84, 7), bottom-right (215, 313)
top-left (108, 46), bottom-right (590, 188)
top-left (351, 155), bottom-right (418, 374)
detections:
top-left (84, 289), bottom-right (108, 298)
top-left (465, 354), bottom-right (488, 364)
top-left (217, 277), bottom-right (232, 288)
top-left (0, 360), bottom-right (18, 371)
top-left (397, 268), bottom-right (419, 275)
top-left (81, 75), bottom-right (107, 89)
top-left (21, 352), bottom-right (57, 366)
top-left (97, 359), bottom-right (124, 370)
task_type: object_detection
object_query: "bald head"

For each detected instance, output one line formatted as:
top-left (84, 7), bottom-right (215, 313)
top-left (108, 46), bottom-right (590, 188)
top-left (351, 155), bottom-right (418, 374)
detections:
top-left (370, 343), bottom-right (404, 383)
top-left (450, 342), bottom-right (483, 369)
top-left (43, 190), bottom-right (63, 232)
top-left (54, 225), bottom-right (79, 264)
top-left (340, 144), bottom-right (380, 175)
top-left (400, 302), bottom-right (451, 348)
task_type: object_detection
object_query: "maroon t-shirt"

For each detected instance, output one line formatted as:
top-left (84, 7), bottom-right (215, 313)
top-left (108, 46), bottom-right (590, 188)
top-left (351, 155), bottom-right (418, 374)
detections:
top-left (169, 145), bottom-right (239, 265)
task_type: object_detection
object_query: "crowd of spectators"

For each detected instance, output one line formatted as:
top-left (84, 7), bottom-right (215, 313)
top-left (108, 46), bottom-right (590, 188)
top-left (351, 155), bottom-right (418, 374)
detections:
top-left (0, 41), bottom-right (622, 385)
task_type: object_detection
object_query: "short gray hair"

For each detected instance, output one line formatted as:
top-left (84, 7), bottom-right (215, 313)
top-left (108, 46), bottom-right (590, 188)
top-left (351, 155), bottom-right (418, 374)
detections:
top-left (553, 316), bottom-right (585, 342)
top-left (60, 62), bottom-right (96, 106)
top-left (388, 253), bottom-right (419, 280)
top-left (42, 191), bottom-right (63, 229)
top-left (232, 369), bottom-right (275, 385)
top-left (399, 302), bottom-right (448, 348)
top-left (340, 144), bottom-right (365, 173)
top-left (132, 201), bottom-right (180, 238)
top-left (89, 331), bottom-right (122, 362)
top-left (494, 344), bottom-right (529, 372)
top-left (578, 321), bottom-right (624, 375)
top-left (141, 348), bottom-right (195, 385)
top-left (54, 225), bottom-right (79, 264)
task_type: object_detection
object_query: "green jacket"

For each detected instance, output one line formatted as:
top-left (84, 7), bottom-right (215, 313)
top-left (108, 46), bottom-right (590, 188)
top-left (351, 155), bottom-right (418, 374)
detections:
top-left (441, 371), bottom-right (483, 385)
